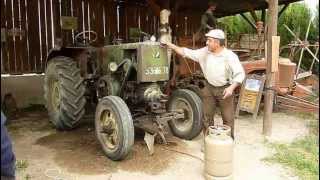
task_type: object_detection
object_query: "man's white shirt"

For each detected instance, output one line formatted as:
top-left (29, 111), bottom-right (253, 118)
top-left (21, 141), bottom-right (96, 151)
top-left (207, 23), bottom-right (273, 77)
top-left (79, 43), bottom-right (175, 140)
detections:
top-left (182, 47), bottom-right (245, 87)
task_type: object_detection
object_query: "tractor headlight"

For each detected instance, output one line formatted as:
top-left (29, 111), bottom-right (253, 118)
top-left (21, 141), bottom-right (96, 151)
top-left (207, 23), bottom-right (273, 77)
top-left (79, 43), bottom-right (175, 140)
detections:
top-left (109, 62), bottom-right (118, 72)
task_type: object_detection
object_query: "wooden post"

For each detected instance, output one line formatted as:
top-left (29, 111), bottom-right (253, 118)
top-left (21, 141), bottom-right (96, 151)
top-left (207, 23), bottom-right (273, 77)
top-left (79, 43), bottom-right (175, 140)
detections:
top-left (263, 0), bottom-right (278, 136)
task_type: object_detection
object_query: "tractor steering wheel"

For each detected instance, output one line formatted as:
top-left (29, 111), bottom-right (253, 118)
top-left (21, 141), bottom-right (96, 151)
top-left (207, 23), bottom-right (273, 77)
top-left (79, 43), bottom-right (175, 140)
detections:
top-left (74, 30), bottom-right (98, 46)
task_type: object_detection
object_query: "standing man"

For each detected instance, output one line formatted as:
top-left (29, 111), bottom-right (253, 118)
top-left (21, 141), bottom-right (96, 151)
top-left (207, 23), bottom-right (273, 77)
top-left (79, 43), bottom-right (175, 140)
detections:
top-left (194, 1), bottom-right (218, 42)
top-left (162, 29), bottom-right (245, 139)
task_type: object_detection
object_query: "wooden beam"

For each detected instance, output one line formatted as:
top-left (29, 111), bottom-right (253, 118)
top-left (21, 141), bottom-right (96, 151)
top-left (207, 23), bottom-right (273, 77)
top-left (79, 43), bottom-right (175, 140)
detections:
top-left (263, 0), bottom-right (278, 136)
top-left (240, 13), bottom-right (256, 30)
top-left (278, 4), bottom-right (289, 18)
top-left (250, 10), bottom-right (258, 22)
top-left (146, 0), bottom-right (161, 17)
top-left (261, 9), bottom-right (266, 24)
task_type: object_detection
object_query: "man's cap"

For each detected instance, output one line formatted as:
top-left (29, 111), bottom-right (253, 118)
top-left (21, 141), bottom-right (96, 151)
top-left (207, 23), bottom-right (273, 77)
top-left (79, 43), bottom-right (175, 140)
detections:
top-left (205, 29), bottom-right (225, 39)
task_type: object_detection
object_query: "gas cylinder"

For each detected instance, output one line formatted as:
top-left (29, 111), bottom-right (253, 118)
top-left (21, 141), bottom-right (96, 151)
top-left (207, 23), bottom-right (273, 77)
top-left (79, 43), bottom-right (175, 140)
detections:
top-left (208, 125), bottom-right (231, 137)
top-left (204, 129), bottom-right (233, 179)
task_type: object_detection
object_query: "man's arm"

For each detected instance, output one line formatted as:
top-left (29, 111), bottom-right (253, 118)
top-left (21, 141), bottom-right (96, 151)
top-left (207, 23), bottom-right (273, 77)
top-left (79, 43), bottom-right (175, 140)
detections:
top-left (162, 41), bottom-right (205, 62)
top-left (162, 41), bottom-right (185, 57)
top-left (223, 53), bottom-right (246, 99)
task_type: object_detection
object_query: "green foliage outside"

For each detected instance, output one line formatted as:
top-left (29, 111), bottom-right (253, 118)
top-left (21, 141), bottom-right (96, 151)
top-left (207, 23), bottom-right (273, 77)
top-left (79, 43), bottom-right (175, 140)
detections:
top-left (219, 14), bottom-right (254, 40)
top-left (264, 135), bottom-right (319, 180)
top-left (264, 114), bottom-right (319, 180)
top-left (220, 3), bottom-right (319, 44)
top-left (278, 3), bottom-right (317, 46)
top-left (219, 2), bottom-right (319, 73)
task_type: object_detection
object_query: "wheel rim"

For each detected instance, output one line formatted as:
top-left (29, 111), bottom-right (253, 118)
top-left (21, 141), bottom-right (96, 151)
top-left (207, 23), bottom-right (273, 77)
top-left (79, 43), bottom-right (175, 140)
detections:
top-left (99, 109), bottom-right (119, 150)
top-left (51, 80), bottom-right (61, 112)
top-left (171, 97), bottom-right (193, 132)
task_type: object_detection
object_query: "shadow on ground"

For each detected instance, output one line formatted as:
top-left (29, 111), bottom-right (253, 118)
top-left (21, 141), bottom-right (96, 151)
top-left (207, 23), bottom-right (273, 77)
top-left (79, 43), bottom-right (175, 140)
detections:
top-left (10, 110), bottom-right (179, 176)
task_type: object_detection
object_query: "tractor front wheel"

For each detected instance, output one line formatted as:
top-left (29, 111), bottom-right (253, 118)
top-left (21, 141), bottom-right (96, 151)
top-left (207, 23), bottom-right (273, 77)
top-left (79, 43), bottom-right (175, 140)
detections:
top-left (95, 96), bottom-right (134, 161)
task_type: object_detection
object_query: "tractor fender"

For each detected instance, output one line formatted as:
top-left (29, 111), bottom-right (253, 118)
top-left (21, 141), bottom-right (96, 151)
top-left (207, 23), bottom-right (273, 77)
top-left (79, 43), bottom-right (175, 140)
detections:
top-left (46, 47), bottom-right (92, 63)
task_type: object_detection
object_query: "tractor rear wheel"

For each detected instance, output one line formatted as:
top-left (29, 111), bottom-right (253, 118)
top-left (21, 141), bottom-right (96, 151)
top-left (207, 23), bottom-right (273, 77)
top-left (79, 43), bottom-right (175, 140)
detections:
top-left (168, 89), bottom-right (203, 140)
top-left (44, 56), bottom-right (86, 130)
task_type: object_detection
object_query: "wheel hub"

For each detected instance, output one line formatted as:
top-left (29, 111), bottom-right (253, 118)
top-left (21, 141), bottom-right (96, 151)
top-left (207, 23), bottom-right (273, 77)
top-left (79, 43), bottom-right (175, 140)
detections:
top-left (51, 81), bottom-right (61, 112)
top-left (171, 98), bottom-right (193, 131)
top-left (99, 110), bottom-right (119, 149)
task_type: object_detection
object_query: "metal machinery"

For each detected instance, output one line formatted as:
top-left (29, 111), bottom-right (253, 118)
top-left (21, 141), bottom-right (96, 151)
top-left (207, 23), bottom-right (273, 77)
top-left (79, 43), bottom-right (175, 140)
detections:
top-left (43, 31), bottom-right (203, 160)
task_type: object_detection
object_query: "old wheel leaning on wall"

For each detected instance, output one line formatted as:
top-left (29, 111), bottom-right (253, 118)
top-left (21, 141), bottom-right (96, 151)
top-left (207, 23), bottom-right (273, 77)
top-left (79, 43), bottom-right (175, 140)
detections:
top-left (44, 56), bottom-right (86, 130)
top-left (167, 89), bottom-right (203, 140)
top-left (95, 96), bottom-right (134, 161)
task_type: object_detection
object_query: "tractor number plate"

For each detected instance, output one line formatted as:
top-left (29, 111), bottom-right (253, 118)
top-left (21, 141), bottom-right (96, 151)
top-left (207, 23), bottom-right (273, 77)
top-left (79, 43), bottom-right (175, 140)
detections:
top-left (145, 66), bottom-right (169, 75)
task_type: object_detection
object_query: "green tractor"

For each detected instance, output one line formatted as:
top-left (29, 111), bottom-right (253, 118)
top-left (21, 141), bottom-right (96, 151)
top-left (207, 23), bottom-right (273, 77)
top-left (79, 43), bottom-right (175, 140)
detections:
top-left (43, 30), bottom-right (203, 160)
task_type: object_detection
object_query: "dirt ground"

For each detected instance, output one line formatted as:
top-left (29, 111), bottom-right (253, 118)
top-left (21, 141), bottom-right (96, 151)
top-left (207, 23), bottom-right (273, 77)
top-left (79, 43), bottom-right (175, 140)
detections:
top-left (6, 109), bottom-right (313, 180)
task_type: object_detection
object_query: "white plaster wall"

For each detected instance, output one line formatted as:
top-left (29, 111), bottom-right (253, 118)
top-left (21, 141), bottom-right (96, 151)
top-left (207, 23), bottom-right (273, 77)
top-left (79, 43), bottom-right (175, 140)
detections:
top-left (1, 74), bottom-right (45, 108)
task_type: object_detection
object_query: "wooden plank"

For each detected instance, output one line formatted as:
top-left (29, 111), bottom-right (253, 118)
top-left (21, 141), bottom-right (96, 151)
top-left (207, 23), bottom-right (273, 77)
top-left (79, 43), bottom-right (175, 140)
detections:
top-left (45, 0), bottom-right (53, 51)
top-left (38, 0), bottom-right (47, 72)
top-left (13, 0), bottom-right (22, 74)
top-left (118, 2), bottom-right (125, 39)
top-left (83, 0), bottom-right (88, 39)
top-left (23, 0), bottom-right (31, 72)
top-left (296, 71), bottom-right (312, 79)
top-left (144, 10), bottom-right (150, 34)
top-left (277, 96), bottom-right (319, 108)
top-left (102, 2), bottom-right (106, 38)
top-left (0, 1), bottom-right (5, 28)
top-left (277, 104), bottom-right (318, 113)
top-left (286, 94), bottom-right (318, 106)
top-left (71, 0), bottom-right (82, 46)
top-left (145, 0), bottom-right (160, 17)
top-left (277, 101), bottom-right (318, 111)
top-left (91, 0), bottom-right (103, 46)
top-left (1, 0), bottom-right (9, 73)
top-left (60, 0), bottom-right (72, 46)
top-left (271, 36), bottom-right (280, 72)
top-left (27, 0), bottom-right (40, 72)
top-left (106, 1), bottom-right (117, 40)
top-left (88, 0), bottom-right (94, 44)
top-left (139, 7), bottom-right (146, 34)
top-left (70, 0), bottom-right (75, 45)
top-left (263, 0), bottom-right (278, 136)
top-left (6, 0), bottom-right (15, 74)
top-left (126, 6), bottom-right (138, 42)
top-left (18, 0), bottom-right (29, 73)
top-left (53, 0), bottom-right (61, 47)
top-left (42, 0), bottom-right (51, 70)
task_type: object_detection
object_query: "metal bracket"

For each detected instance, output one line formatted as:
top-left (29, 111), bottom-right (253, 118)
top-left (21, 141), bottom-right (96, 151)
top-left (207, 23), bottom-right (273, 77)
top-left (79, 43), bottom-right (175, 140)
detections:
top-left (144, 132), bottom-right (156, 155)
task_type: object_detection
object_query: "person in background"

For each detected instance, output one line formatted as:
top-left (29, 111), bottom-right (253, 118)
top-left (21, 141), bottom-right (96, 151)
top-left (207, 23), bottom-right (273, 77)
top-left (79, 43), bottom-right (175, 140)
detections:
top-left (1, 111), bottom-right (16, 180)
top-left (194, 1), bottom-right (218, 42)
top-left (161, 29), bottom-right (245, 139)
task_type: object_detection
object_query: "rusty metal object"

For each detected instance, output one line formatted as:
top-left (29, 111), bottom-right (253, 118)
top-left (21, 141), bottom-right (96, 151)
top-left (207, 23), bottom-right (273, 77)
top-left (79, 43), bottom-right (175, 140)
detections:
top-left (277, 58), bottom-right (296, 88)
top-left (276, 95), bottom-right (319, 113)
top-left (241, 59), bottom-right (267, 74)
top-left (231, 49), bottom-right (251, 61)
top-left (292, 82), bottom-right (315, 98)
